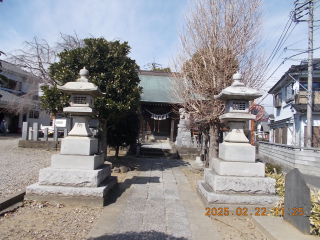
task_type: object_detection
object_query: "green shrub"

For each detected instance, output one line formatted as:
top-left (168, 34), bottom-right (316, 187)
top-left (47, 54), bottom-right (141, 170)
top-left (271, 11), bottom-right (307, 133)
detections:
top-left (310, 190), bottom-right (320, 236)
top-left (268, 171), bottom-right (320, 236)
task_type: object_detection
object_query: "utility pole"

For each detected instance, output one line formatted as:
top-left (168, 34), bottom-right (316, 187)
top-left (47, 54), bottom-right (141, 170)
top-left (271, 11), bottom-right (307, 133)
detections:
top-left (293, 0), bottom-right (314, 147)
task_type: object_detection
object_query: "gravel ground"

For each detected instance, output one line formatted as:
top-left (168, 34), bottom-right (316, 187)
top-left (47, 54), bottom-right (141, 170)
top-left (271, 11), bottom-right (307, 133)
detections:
top-left (0, 138), bottom-right (122, 239)
top-left (0, 138), bottom-right (55, 199)
top-left (0, 200), bottom-right (103, 239)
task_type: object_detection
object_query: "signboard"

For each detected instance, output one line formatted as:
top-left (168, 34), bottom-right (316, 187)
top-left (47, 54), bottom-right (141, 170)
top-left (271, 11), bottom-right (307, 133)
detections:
top-left (55, 119), bottom-right (67, 128)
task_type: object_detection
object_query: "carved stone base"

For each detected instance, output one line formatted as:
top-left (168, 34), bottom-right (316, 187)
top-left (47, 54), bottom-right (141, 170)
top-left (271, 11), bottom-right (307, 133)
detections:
top-left (25, 176), bottom-right (117, 207)
top-left (38, 164), bottom-right (111, 188)
top-left (198, 180), bottom-right (280, 205)
top-left (204, 168), bottom-right (275, 195)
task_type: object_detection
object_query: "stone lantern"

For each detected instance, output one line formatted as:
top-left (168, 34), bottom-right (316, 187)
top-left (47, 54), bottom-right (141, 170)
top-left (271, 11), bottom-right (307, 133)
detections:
top-left (216, 72), bottom-right (262, 164)
top-left (26, 68), bottom-right (117, 206)
top-left (198, 72), bottom-right (279, 210)
top-left (57, 67), bottom-right (103, 155)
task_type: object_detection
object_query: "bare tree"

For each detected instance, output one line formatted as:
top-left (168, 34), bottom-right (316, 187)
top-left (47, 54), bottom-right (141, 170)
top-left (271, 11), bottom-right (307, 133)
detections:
top-left (171, 0), bottom-right (267, 163)
top-left (3, 32), bottom-right (84, 114)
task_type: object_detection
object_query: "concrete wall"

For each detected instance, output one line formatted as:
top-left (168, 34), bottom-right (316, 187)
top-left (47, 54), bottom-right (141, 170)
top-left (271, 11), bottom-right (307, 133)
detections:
top-left (258, 141), bottom-right (320, 176)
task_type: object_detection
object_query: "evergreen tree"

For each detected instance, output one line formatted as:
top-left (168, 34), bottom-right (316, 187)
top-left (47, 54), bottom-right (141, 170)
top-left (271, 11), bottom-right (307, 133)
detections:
top-left (107, 113), bottom-right (140, 158)
top-left (47, 38), bottom-right (141, 157)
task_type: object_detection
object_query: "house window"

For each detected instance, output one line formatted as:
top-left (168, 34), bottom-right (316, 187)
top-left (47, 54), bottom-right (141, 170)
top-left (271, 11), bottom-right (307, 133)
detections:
top-left (33, 111), bottom-right (39, 119)
top-left (233, 102), bottom-right (246, 110)
top-left (74, 96), bottom-right (87, 104)
top-left (29, 111), bottom-right (34, 118)
top-left (300, 80), bottom-right (320, 91)
top-left (285, 83), bottom-right (294, 102)
top-left (28, 110), bottom-right (39, 119)
top-left (274, 93), bottom-right (282, 108)
top-left (0, 79), bottom-right (21, 91)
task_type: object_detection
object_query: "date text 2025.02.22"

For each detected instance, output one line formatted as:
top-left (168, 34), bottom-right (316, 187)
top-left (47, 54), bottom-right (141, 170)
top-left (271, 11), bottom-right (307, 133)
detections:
top-left (205, 207), bottom-right (305, 216)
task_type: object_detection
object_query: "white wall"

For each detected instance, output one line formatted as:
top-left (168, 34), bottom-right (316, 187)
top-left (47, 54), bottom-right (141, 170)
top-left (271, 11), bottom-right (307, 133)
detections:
top-left (273, 81), bottom-right (296, 122)
top-left (26, 110), bottom-right (51, 127)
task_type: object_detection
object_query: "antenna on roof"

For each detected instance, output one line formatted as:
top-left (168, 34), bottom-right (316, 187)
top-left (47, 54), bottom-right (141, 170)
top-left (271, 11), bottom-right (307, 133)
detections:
top-left (143, 57), bottom-right (162, 70)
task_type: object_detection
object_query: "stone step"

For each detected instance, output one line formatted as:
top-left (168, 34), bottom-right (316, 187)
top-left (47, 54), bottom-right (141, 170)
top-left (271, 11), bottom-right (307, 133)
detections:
top-left (204, 168), bottom-right (276, 194)
top-left (197, 180), bottom-right (280, 206)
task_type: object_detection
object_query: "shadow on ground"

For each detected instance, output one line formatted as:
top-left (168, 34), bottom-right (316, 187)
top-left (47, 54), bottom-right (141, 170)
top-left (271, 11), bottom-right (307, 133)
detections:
top-left (104, 158), bottom-right (190, 206)
top-left (88, 230), bottom-right (190, 240)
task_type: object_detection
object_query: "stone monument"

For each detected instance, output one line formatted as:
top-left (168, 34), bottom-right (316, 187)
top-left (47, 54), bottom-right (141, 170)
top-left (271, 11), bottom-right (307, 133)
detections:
top-left (198, 72), bottom-right (279, 209)
top-left (26, 68), bottom-right (117, 206)
top-left (175, 108), bottom-right (192, 148)
top-left (284, 168), bottom-right (311, 235)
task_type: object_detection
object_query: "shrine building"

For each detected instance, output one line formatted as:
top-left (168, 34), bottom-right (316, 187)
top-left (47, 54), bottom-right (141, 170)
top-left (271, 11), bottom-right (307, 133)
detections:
top-left (138, 70), bottom-right (181, 141)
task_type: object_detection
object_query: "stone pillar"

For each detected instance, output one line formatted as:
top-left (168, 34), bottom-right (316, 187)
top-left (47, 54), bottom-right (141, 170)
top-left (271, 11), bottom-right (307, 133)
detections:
top-left (44, 128), bottom-right (48, 141)
top-left (64, 128), bottom-right (68, 137)
top-left (186, 132), bottom-right (191, 148)
top-left (53, 126), bottom-right (58, 142)
top-left (33, 123), bottom-right (39, 141)
top-left (142, 118), bottom-right (146, 141)
top-left (177, 126), bottom-right (182, 147)
top-left (22, 122), bottom-right (29, 140)
top-left (28, 127), bottom-right (32, 140)
top-left (170, 119), bottom-right (174, 142)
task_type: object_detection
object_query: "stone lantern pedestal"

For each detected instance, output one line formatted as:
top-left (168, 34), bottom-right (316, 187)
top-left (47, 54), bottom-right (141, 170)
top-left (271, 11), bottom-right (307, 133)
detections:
top-left (198, 73), bottom-right (279, 210)
top-left (25, 68), bottom-right (117, 207)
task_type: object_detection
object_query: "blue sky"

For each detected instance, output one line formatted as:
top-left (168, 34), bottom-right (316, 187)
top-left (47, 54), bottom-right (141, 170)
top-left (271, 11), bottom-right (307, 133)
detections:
top-left (1, 0), bottom-right (319, 114)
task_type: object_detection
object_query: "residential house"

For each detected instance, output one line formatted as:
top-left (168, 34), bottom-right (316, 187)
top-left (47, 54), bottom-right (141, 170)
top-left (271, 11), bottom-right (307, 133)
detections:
top-left (0, 61), bottom-right (50, 133)
top-left (268, 59), bottom-right (320, 147)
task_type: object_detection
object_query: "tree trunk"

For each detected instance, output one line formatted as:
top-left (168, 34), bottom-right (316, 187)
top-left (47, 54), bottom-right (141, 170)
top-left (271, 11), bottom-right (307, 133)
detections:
top-left (207, 124), bottom-right (219, 167)
top-left (115, 145), bottom-right (120, 158)
top-left (99, 120), bottom-right (108, 160)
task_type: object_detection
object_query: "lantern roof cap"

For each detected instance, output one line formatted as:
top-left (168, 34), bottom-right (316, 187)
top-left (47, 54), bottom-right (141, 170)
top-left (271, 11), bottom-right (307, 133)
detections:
top-left (77, 67), bottom-right (90, 82)
top-left (57, 67), bottom-right (104, 97)
top-left (214, 72), bottom-right (263, 101)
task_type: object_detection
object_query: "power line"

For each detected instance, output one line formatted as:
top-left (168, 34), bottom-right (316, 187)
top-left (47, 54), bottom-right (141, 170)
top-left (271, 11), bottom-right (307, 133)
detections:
top-left (261, 13), bottom-right (293, 75)
top-left (270, 23), bottom-right (298, 68)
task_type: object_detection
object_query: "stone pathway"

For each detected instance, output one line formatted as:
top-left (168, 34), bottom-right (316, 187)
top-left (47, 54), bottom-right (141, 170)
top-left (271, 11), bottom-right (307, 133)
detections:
top-left (141, 142), bottom-right (172, 149)
top-left (87, 158), bottom-right (221, 240)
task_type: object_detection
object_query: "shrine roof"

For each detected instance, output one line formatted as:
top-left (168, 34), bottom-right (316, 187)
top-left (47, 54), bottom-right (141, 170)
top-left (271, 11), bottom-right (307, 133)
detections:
top-left (138, 70), bottom-right (181, 104)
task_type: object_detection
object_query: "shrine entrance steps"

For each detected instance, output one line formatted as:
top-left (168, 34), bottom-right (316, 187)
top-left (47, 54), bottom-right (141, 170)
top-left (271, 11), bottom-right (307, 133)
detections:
top-left (139, 141), bottom-right (174, 158)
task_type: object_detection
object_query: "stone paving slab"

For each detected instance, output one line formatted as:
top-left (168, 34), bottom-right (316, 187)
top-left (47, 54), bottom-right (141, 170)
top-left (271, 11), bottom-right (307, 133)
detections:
top-left (87, 158), bottom-right (222, 240)
top-left (141, 142), bottom-right (172, 149)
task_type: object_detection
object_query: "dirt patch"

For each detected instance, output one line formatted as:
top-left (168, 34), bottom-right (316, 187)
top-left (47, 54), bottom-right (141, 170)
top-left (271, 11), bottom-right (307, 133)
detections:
top-left (181, 168), bottom-right (204, 192)
top-left (181, 168), bottom-right (266, 240)
top-left (0, 200), bottom-right (103, 239)
top-left (107, 155), bottom-right (138, 183)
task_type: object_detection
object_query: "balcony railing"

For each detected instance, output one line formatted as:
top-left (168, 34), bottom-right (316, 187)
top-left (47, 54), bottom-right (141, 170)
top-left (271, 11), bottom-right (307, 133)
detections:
top-left (295, 91), bottom-right (320, 104)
